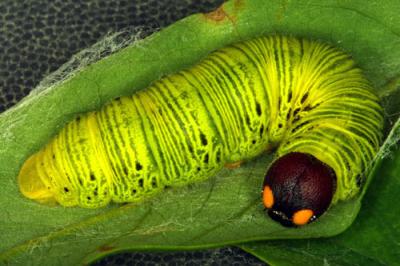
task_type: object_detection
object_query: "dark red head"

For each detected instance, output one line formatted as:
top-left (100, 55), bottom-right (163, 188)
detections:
top-left (262, 152), bottom-right (336, 227)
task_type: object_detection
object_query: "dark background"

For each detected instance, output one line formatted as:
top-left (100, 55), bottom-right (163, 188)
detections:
top-left (0, 0), bottom-right (267, 265)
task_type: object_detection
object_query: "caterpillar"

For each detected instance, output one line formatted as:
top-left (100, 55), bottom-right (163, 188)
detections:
top-left (17, 35), bottom-right (384, 227)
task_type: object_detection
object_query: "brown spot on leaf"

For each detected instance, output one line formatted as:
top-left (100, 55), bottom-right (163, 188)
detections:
top-left (203, 0), bottom-right (245, 24)
top-left (203, 6), bottom-right (228, 22)
top-left (97, 244), bottom-right (115, 252)
top-left (234, 0), bottom-right (245, 10)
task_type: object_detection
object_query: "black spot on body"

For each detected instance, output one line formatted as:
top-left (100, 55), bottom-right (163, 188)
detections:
top-left (303, 105), bottom-right (313, 112)
top-left (288, 91), bottom-right (292, 102)
top-left (286, 109), bottom-right (291, 120)
top-left (203, 153), bottom-right (209, 164)
top-left (216, 149), bottom-right (221, 163)
top-left (245, 115), bottom-right (251, 126)
top-left (200, 133), bottom-right (208, 146)
top-left (256, 102), bottom-right (262, 116)
top-left (293, 108), bottom-right (300, 117)
top-left (151, 178), bottom-right (157, 187)
top-left (259, 125), bottom-right (265, 137)
top-left (301, 92), bottom-right (309, 103)
top-left (122, 167), bottom-right (128, 175)
top-left (136, 162), bottom-right (143, 171)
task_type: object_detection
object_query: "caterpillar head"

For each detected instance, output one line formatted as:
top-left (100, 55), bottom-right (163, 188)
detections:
top-left (262, 152), bottom-right (336, 227)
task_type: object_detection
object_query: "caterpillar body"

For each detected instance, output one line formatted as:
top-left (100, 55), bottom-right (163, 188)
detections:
top-left (18, 36), bottom-right (383, 226)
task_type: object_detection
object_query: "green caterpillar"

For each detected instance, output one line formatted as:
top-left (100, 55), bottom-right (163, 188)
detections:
top-left (18, 35), bottom-right (383, 226)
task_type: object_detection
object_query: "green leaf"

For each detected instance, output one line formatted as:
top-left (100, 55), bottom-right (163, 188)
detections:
top-left (0, 0), bottom-right (399, 265)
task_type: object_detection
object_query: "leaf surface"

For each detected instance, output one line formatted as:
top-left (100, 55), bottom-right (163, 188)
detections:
top-left (0, 0), bottom-right (399, 265)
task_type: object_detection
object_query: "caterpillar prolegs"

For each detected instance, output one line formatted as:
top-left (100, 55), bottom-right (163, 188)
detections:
top-left (18, 36), bottom-right (384, 227)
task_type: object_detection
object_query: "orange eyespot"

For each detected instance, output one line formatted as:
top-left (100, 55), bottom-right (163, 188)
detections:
top-left (262, 185), bottom-right (274, 209)
top-left (292, 209), bottom-right (314, 226)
